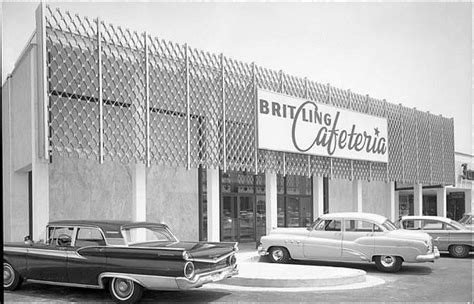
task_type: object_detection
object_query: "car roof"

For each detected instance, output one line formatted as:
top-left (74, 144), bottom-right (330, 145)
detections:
top-left (320, 212), bottom-right (388, 224)
top-left (48, 220), bottom-right (169, 238)
top-left (400, 215), bottom-right (453, 223)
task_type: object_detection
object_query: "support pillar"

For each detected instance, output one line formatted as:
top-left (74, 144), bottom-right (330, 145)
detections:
top-left (313, 176), bottom-right (324, 220)
top-left (207, 169), bottom-right (220, 242)
top-left (265, 172), bottom-right (277, 234)
top-left (413, 183), bottom-right (423, 216)
top-left (352, 179), bottom-right (362, 213)
top-left (394, 190), bottom-right (400, 220)
top-left (32, 161), bottom-right (49, 241)
top-left (387, 181), bottom-right (396, 222)
top-left (132, 163), bottom-right (147, 221)
top-left (466, 190), bottom-right (473, 213)
top-left (436, 187), bottom-right (447, 218)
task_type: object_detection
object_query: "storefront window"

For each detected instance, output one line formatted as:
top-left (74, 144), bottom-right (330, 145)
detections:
top-left (220, 171), bottom-right (266, 242)
top-left (199, 168), bottom-right (207, 241)
top-left (277, 174), bottom-right (313, 227)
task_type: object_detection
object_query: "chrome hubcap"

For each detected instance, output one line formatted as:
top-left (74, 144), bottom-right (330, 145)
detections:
top-left (4, 264), bottom-right (14, 286)
top-left (272, 249), bottom-right (283, 261)
top-left (381, 255), bottom-right (395, 267)
top-left (114, 278), bottom-right (133, 299)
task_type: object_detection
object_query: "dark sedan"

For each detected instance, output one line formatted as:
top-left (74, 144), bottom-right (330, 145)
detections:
top-left (4, 220), bottom-right (238, 303)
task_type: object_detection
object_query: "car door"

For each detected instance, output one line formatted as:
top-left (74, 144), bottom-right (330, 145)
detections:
top-left (67, 226), bottom-right (107, 286)
top-left (342, 219), bottom-right (376, 261)
top-left (26, 226), bottom-right (73, 282)
top-left (420, 219), bottom-right (449, 251)
top-left (304, 219), bottom-right (342, 259)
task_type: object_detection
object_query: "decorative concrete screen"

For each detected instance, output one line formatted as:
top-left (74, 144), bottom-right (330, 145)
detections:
top-left (41, 5), bottom-right (455, 185)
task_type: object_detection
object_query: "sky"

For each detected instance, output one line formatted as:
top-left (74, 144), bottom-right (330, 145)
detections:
top-left (2, 1), bottom-right (472, 155)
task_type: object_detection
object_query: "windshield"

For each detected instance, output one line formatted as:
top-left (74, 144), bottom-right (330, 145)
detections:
top-left (382, 220), bottom-right (397, 231)
top-left (458, 214), bottom-right (471, 225)
top-left (122, 225), bottom-right (178, 245)
top-left (448, 220), bottom-right (466, 230)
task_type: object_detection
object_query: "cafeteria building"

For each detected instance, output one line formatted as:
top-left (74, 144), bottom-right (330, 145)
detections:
top-left (3, 4), bottom-right (473, 243)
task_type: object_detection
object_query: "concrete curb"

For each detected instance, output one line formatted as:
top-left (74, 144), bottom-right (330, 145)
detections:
top-left (223, 260), bottom-right (368, 288)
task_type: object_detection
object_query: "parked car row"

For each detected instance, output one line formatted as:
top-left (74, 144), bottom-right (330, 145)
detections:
top-left (258, 212), bottom-right (473, 272)
top-left (4, 213), bottom-right (473, 302)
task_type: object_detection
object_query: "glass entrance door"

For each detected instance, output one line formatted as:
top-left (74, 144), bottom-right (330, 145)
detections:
top-left (221, 195), bottom-right (256, 242)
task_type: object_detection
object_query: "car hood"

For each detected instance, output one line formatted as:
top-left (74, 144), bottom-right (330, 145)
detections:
top-left (269, 227), bottom-right (310, 236)
top-left (387, 229), bottom-right (431, 242)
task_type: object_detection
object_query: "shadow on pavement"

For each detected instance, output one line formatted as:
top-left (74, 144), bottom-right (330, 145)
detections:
top-left (258, 255), bottom-right (433, 275)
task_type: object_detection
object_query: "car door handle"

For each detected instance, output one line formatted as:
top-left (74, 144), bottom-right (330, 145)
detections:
top-left (99, 248), bottom-right (105, 253)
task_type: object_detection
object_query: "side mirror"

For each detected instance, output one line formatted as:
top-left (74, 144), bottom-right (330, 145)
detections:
top-left (24, 235), bottom-right (34, 245)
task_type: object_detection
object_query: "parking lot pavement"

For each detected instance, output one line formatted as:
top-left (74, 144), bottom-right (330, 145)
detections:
top-left (4, 253), bottom-right (473, 303)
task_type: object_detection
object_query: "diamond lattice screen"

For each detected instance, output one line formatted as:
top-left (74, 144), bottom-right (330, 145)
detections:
top-left (44, 6), bottom-right (456, 185)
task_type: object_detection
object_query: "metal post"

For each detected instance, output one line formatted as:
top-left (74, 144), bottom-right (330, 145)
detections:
top-left (428, 112), bottom-right (432, 185)
top-left (144, 32), bottom-right (150, 167)
top-left (97, 17), bottom-right (104, 164)
top-left (399, 104), bottom-right (405, 183)
top-left (280, 70), bottom-right (286, 176)
top-left (414, 108), bottom-right (419, 183)
top-left (440, 115), bottom-right (445, 184)
top-left (253, 63), bottom-right (258, 175)
top-left (327, 83), bottom-right (333, 179)
top-left (221, 54), bottom-right (226, 173)
top-left (36, 2), bottom-right (49, 161)
top-left (304, 77), bottom-right (311, 178)
top-left (347, 89), bottom-right (353, 181)
top-left (185, 44), bottom-right (190, 170)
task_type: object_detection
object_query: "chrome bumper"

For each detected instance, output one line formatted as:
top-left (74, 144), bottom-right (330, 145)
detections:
top-left (176, 265), bottom-right (238, 289)
top-left (257, 245), bottom-right (268, 256)
top-left (416, 246), bottom-right (440, 262)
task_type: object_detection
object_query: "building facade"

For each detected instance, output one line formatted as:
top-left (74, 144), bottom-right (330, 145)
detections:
top-left (3, 4), bottom-right (470, 243)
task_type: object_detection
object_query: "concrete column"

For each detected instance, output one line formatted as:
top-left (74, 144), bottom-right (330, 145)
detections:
top-left (265, 172), bottom-right (278, 234)
top-left (413, 183), bottom-right (423, 216)
top-left (31, 161), bottom-right (49, 241)
top-left (352, 179), bottom-right (362, 213)
top-left (313, 175), bottom-right (324, 219)
top-left (387, 182), bottom-right (396, 222)
top-left (207, 168), bottom-right (220, 242)
top-left (436, 187), bottom-right (447, 217)
top-left (394, 190), bottom-right (400, 221)
top-left (465, 190), bottom-right (472, 213)
top-left (132, 163), bottom-right (147, 221)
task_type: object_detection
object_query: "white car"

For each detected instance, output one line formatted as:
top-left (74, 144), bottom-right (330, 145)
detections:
top-left (258, 212), bottom-right (439, 272)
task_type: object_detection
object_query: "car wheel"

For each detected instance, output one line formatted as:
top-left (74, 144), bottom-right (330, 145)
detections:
top-left (449, 245), bottom-right (469, 258)
top-left (268, 247), bottom-right (290, 263)
top-left (4, 262), bottom-right (22, 290)
top-left (374, 255), bottom-right (402, 273)
top-left (109, 277), bottom-right (144, 304)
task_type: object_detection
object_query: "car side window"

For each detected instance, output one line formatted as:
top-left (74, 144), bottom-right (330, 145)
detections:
top-left (344, 220), bottom-right (380, 232)
top-left (48, 226), bottom-right (74, 246)
top-left (422, 220), bottom-right (443, 230)
top-left (325, 220), bottom-right (341, 231)
top-left (76, 227), bottom-right (106, 247)
top-left (314, 220), bottom-right (340, 231)
top-left (403, 219), bottom-right (422, 230)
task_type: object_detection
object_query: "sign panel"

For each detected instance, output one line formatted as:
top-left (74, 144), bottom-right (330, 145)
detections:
top-left (257, 89), bottom-right (388, 163)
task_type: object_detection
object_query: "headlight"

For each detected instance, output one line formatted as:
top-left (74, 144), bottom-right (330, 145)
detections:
top-left (184, 261), bottom-right (195, 279)
top-left (226, 254), bottom-right (237, 266)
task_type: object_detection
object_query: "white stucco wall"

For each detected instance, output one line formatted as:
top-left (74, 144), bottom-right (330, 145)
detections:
top-left (146, 166), bottom-right (199, 241)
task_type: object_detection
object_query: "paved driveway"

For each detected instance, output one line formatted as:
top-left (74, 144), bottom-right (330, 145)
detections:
top-left (4, 253), bottom-right (473, 303)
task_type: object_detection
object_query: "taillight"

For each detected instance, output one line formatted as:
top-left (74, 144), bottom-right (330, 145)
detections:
top-left (184, 261), bottom-right (195, 279)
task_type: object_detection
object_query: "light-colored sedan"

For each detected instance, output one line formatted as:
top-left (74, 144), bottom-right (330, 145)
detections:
top-left (258, 212), bottom-right (439, 272)
top-left (399, 215), bottom-right (473, 258)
